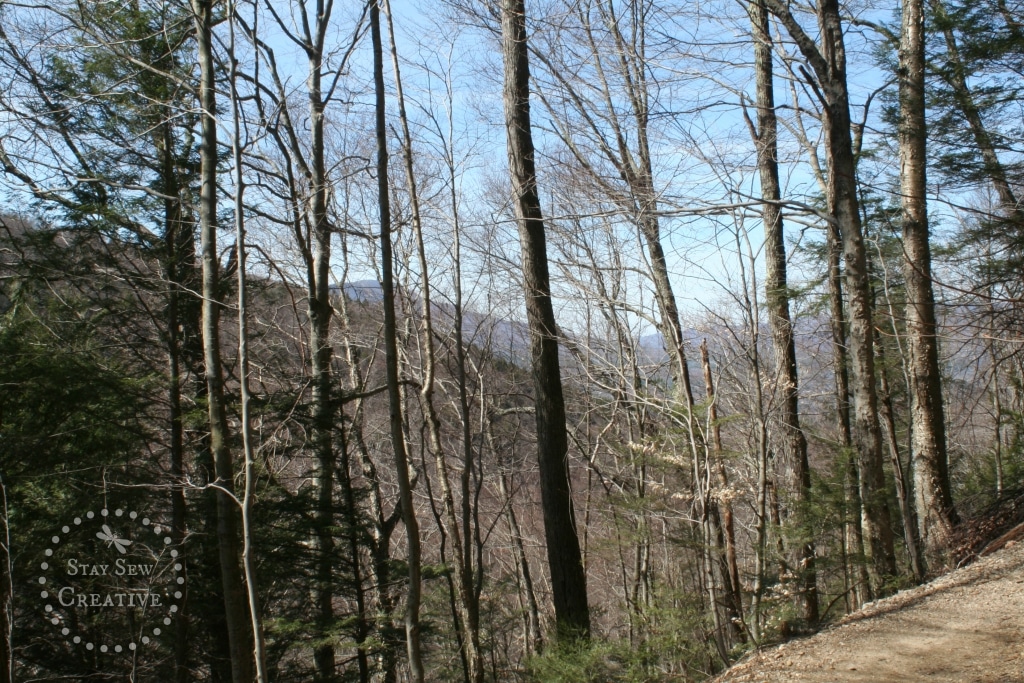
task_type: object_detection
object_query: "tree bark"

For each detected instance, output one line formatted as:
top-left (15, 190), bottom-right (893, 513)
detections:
top-left (191, 1), bottom-right (256, 680)
top-left (700, 341), bottom-right (745, 644)
top-left (899, 0), bottom-right (958, 572)
top-left (500, 0), bottom-right (591, 638)
top-left (370, 2), bottom-right (425, 678)
top-left (990, 341), bottom-right (1004, 495)
top-left (227, 5), bottom-right (269, 677)
top-left (824, 222), bottom-right (872, 606)
top-left (874, 326), bottom-right (925, 581)
top-left (340, 329), bottom-right (394, 683)
top-left (307, 15), bottom-right (338, 683)
top-left (244, 2), bottom-right (348, 674)
top-left (383, 1), bottom-right (484, 676)
top-left (748, 0), bottom-right (818, 625)
top-left (0, 475), bottom-right (11, 683)
top-left (763, 0), bottom-right (897, 591)
top-left (487, 409), bottom-right (544, 658)
top-left (161, 113), bottom-right (196, 683)
top-left (700, 342), bottom-right (741, 634)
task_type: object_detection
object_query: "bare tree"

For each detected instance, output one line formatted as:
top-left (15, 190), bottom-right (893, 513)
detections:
top-left (745, 0), bottom-right (818, 624)
top-left (191, 0), bottom-right (256, 679)
top-left (371, 0), bottom-right (425, 677)
top-left (501, 0), bottom-right (591, 638)
top-left (773, 51), bottom-right (872, 605)
top-left (383, 2), bottom-right (485, 677)
top-left (227, 0), bottom-right (268, 677)
top-left (700, 340), bottom-right (746, 646)
top-left (762, 0), bottom-right (898, 590)
top-left (238, 2), bottom-right (372, 676)
top-left (529, 0), bottom-right (697, 406)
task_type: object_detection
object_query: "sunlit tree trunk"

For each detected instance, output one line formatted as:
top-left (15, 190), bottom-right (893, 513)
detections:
top-left (822, 224), bottom-right (872, 606)
top-left (383, 1), bottom-right (483, 676)
top-left (764, 0), bottom-right (897, 591)
top-left (748, 0), bottom-right (818, 624)
top-left (191, 1), bottom-right (256, 680)
top-left (874, 324), bottom-right (925, 582)
top-left (990, 337), bottom-right (1004, 495)
top-left (901, 0), bottom-right (958, 572)
top-left (307, 27), bottom-right (338, 683)
top-left (700, 341), bottom-right (745, 644)
top-left (227, 3), bottom-right (268, 677)
top-left (370, 2), bottom-right (425, 678)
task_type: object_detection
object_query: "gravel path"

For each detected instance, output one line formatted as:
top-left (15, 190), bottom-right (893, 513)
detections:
top-left (713, 538), bottom-right (1024, 682)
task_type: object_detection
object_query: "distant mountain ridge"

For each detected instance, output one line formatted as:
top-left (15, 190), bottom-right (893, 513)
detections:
top-left (331, 280), bottom-right (684, 368)
top-left (330, 280), bottom-right (384, 303)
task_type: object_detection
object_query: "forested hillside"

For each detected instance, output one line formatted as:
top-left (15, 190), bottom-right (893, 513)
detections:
top-left (0, 0), bottom-right (1020, 680)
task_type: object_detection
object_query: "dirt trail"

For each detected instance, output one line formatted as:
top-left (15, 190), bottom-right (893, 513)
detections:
top-left (714, 538), bottom-right (1024, 682)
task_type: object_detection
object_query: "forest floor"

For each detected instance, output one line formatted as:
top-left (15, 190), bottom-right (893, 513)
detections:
top-left (712, 528), bottom-right (1024, 682)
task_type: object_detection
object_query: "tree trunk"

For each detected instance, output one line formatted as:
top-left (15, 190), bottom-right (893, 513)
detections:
top-left (349, 380), bottom-right (399, 683)
top-left (0, 475), bottom-right (11, 683)
top-left (991, 343), bottom-right (1004, 495)
top-left (764, 0), bottom-right (897, 591)
top-left (749, 409), bottom-right (770, 642)
top-left (528, 0), bottom-right (694, 408)
top-left (824, 222), bottom-right (872, 606)
top-left (161, 114), bottom-right (195, 683)
top-left (822, 37), bottom-right (898, 593)
top-left (341, 336), bottom-right (396, 683)
top-left (244, 1), bottom-right (343, 674)
top-left (700, 341), bottom-right (745, 644)
top-left (748, 0), bottom-right (818, 625)
top-left (370, 3), bottom-right (425, 679)
top-left (930, 0), bottom-right (1022, 218)
top-left (227, 7), bottom-right (268, 676)
top-left (875, 331), bottom-right (925, 581)
top-left (307, 26), bottom-right (338, 683)
top-left (337, 416), bottom-right (372, 683)
top-left (500, 0), bottom-right (591, 638)
top-left (384, 0), bottom-right (484, 674)
top-left (191, 1), bottom-right (256, 680)
top-left (899, 0), bottom-right (958, 572)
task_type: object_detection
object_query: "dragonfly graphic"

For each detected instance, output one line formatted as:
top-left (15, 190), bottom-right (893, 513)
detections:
top-left (96, 525), bottom-right (132, 554)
